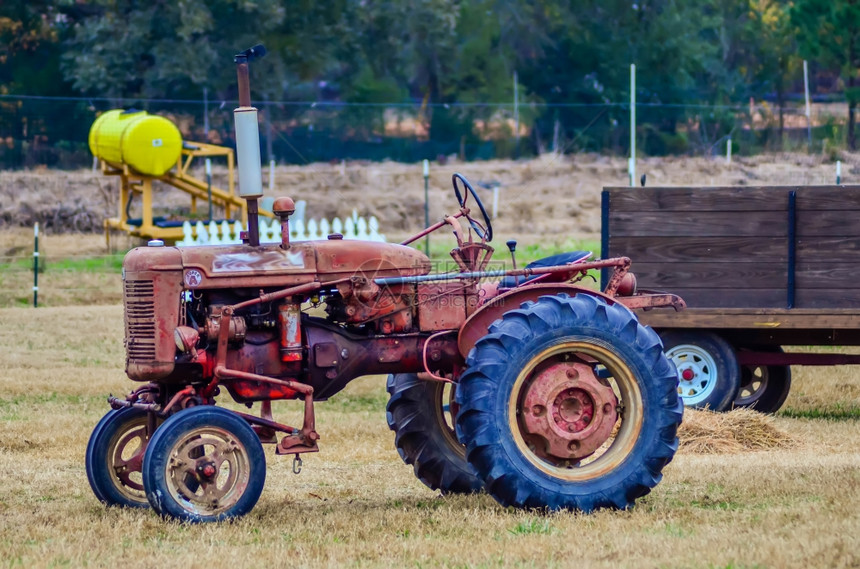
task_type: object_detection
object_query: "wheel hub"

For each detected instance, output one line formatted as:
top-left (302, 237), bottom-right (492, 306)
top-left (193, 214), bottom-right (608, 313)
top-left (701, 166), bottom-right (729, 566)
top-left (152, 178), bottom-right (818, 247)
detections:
top-left (521, 359), bottom-right (618, 461)
top-left (554, 388), bottom-right (594, 432)
top-left (196, 461), bottom-right (217, 481)
top-left (166, 429), bottom-right (249, 515)
top-left (666, 344), bottom-right (718, 404)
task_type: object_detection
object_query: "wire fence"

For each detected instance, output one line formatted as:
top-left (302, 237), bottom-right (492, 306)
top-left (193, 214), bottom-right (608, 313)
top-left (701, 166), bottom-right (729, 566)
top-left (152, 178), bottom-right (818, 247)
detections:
top-left (0, 94), bottom-right (851, 169)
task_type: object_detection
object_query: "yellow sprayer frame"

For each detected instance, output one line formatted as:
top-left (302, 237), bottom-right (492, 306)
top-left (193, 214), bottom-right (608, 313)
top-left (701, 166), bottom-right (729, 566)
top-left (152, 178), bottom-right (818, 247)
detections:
top-left (102, 141), bottom-right (272, 246)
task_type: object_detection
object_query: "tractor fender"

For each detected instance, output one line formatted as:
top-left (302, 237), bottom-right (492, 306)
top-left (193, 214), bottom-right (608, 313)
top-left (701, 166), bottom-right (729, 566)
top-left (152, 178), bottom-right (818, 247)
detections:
top-left (457, 283), bottom-right (618, 358)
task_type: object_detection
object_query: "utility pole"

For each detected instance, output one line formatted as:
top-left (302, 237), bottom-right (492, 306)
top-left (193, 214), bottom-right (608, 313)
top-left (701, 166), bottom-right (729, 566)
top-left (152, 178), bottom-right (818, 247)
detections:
top-left (629, 64), bottom-right (636, 187)
top-left (804, 60), bottom-right (812, 152)
top-left (204, 87), bottom-right (213, 221)
top-left (514, 71), bottom-right (520, 159)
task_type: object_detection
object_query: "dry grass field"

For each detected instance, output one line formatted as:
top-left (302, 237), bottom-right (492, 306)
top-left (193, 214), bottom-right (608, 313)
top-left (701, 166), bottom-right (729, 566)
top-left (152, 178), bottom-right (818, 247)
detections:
top-left (1, 305), bottom-right (859, 568)
top-left (1, 153), bottom-right (860, 567)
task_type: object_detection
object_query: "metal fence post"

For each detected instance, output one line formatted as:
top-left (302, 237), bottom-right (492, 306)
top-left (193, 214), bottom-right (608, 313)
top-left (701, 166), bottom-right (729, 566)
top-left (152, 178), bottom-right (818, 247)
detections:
top-left (33, 222), bottom-right (39, 307)
top-left (423, 159), bottom-right (430, 256)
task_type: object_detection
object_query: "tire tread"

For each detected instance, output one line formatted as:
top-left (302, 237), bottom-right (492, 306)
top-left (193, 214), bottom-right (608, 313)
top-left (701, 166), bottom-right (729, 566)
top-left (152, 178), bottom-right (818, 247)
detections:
top-left (456, 293), bottom-right (682, 512)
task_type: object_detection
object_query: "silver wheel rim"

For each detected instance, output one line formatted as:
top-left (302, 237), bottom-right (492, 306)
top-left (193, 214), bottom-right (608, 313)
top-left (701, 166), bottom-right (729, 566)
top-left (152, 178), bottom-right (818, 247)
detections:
top-left (667, 343), bottom-right (719, 407)
top-left (164, 426), bottom-right (252, 517)
top-left (736, 364), bottom-right (769, 406)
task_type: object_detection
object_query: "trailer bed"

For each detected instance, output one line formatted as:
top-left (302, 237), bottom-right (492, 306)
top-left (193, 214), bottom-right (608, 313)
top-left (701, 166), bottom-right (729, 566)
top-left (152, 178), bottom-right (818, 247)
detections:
top-left (600, 184), bottom-right (860, 411)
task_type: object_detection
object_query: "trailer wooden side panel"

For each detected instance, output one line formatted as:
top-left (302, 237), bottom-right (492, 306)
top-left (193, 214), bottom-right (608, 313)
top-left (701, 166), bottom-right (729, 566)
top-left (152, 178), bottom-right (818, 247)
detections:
top-left (603, 185), bottom-right (860, 320)
top-left (604, 186), bottom-right (791, 309)
top-left (795, 189), bottom-right (860, 306)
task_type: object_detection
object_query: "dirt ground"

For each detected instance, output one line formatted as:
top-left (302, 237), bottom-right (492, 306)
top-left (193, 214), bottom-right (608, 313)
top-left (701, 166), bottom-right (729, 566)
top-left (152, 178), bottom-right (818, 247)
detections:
top-left (0, 152), bottom-right (855, 245)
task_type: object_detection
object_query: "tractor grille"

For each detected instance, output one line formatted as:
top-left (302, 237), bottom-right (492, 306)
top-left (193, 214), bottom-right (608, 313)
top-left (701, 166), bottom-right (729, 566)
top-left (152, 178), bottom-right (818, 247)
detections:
top-left (124, 278), bottom-right (156, 362)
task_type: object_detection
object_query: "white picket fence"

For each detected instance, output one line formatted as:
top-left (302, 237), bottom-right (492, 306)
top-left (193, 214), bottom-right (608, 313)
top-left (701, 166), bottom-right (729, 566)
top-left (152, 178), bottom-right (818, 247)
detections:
top-left (175, 206), bottom-right (386, 247)
top-left (176, 198), bottom-right (385, 247)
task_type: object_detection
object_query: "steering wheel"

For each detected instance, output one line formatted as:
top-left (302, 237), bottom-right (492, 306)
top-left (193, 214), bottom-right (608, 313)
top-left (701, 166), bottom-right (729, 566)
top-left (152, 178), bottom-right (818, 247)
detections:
top-left (452, 173), bottom-right (493, 242)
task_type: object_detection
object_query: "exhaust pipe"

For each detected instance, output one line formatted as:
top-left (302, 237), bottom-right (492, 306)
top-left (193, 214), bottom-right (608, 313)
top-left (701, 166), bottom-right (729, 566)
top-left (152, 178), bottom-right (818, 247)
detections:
top-left (233, 44), bottom-right (267, 247)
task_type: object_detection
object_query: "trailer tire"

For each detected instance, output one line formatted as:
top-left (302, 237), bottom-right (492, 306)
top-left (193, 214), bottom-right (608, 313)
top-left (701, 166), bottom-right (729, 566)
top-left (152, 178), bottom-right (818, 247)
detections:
top-left (455, 294), bottom-right (682, 511)
top-left (386, 374), bottom-right (483, 494)
top-left (734, 346), bottom-right (792, 413)
top-left (661, 331), bottom-right (740, 412)
top-left (143, 406), bottom-right (266, 523)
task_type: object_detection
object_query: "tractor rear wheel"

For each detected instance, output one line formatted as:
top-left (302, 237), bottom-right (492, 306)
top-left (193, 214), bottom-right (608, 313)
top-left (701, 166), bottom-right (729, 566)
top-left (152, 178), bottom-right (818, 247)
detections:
top-left (386, 373), bottom-right (483, 494)
top-left (143, 406), bottom-right (266, 522)
top-left (455, 294), bottom-right (682, 511)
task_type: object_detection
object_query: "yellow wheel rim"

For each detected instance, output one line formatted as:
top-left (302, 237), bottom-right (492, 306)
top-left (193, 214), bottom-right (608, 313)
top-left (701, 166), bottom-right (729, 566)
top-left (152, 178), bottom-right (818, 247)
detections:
top-left (507, 340), bottom-right (644, 481)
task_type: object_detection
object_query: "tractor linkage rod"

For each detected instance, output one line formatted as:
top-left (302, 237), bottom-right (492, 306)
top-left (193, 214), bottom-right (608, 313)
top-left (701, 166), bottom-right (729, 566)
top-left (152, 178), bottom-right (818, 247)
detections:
top-left (374, 257), bottom-right (632, 286)
top-left (229, 277), bottom-right (350, 311)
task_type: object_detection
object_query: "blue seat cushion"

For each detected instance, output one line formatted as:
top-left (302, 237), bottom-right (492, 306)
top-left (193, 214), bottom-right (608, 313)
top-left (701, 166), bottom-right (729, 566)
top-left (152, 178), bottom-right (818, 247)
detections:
top-left (499, 251), bottom-right (591, 288)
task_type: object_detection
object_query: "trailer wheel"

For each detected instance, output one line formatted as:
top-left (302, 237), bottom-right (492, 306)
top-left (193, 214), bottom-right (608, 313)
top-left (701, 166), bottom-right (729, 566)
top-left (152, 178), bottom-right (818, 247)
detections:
top-left (455, 294), bottom-right (682, 511)
top-left (661, 331), bottom-right (740, 411)
top-left (86, 407), bottom-right (157, 508)
top-left (734, 346), bottom-right (792, 413)
top-left (143, 406), bottom-right (266, 523)
top-left (386, 373), bottom-right (483, 494)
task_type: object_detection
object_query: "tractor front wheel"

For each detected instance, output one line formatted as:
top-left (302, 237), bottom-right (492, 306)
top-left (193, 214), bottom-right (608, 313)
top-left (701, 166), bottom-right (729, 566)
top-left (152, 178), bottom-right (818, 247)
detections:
top-left (143, 406), bottom-right (266, 522)
top-left (86, 407), bottom-right (157, 508)
top-left (455, 294), bottom-right (682, 511)
top-left (386, 373), bottom-right (483, 494)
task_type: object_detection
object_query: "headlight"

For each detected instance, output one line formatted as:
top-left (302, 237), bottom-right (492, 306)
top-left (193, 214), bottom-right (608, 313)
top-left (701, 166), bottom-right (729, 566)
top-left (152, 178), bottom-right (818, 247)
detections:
top-left (173, 326), bottom-right (200, 356)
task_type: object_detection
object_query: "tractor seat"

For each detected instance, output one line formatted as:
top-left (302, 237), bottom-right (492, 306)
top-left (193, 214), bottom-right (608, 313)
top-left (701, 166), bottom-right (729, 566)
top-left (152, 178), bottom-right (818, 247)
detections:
top-left (499, 251), bottom-right (592, 288)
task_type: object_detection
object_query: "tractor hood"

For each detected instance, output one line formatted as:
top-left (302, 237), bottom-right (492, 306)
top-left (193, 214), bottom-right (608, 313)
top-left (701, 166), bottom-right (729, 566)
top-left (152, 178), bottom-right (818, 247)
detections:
top-left (172, 240), bottom-right (431, 290)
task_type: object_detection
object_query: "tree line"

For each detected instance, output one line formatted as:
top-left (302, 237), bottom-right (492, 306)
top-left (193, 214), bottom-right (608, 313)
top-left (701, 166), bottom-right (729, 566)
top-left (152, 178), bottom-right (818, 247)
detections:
top-left (1, 0), bottom-right (858, 165)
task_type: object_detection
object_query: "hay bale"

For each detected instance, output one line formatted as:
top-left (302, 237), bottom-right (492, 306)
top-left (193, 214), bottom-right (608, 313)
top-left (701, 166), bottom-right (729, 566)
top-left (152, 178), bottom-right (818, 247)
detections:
top-left (678, 408), bottom-right (796, 454)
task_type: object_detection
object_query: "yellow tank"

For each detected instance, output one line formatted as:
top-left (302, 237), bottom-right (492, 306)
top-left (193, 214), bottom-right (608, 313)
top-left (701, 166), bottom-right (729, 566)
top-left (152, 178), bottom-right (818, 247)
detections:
top-left (89, 109), bottom-right (182, 177)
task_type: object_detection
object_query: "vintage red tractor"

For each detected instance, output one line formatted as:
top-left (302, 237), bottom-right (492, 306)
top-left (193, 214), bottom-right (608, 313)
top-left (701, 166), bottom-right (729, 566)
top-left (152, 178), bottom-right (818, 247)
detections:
top-left (86, 47), bottom-right (685, 522)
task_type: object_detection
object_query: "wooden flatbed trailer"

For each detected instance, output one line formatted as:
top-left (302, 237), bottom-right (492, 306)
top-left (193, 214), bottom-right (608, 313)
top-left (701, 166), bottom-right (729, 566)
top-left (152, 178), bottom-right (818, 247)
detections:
top-left (601, 184), bottom-right (860, 412)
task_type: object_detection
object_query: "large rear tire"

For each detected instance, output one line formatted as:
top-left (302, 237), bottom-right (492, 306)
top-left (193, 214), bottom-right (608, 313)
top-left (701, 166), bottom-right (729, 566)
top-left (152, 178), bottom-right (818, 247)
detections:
top-left (455, 294), bottom-right (682, 511)
top-left (386, 373), bottom-right (483, 494)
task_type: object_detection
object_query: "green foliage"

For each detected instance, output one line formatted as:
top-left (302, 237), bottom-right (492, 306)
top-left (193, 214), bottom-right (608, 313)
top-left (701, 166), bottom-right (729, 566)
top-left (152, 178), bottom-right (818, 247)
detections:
top-left (0, 0), bottom-right (857, 161)
top-left (60, 0), bottom-right (288, 99)
top-left (791, 0), bottom-right (860, 148)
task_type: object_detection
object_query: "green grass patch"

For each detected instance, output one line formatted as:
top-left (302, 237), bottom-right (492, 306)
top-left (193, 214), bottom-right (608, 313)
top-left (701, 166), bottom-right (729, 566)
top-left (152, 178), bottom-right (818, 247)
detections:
top-left (0, 258), bottom-right (32, 271)
top-left (779, 407), bottom-right (860, 420)
top-left (662, 522), bottom-right (692, 538)
top-left (417, 237), bottom-right (601, 266)
top-left (517, 238), bottom-right (602, 264)
top-left (690, 498), bottom-right (742, 511)
top-left (0, 254), bottom-right (124, 274)
top-left (325, 390), bottom-right (389, 413)
top-left (508, 518), bottom-right (556, 536)
top-left (44, 255), bottom-right (125, 272)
